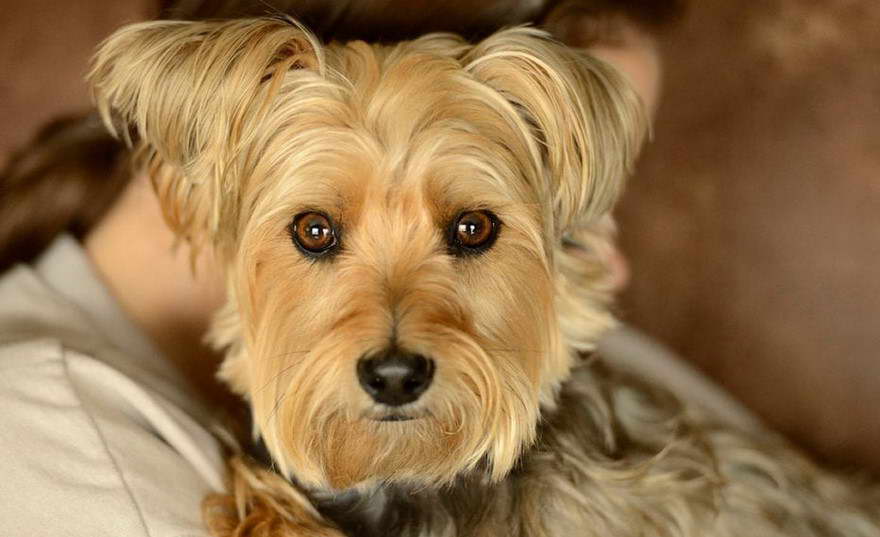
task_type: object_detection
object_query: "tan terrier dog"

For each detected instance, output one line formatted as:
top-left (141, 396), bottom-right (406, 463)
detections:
top-left (90, 17), bottom-right (879, 537)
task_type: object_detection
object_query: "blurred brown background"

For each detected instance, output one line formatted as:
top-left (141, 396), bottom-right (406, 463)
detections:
top-left (617, 0), bottom-right (880, 472)
top-left (1, 1), bottom-right (878, 472)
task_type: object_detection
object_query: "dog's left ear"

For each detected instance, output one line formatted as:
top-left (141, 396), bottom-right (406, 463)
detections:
top-left (465, 28), bottom-right (647, 235)
top-left (89, 18), bottom-right (322, 251)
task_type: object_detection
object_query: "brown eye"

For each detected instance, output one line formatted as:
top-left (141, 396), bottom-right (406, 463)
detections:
top-left (290, 212), bottom-right (338, 256)
top-left (449, 210), bottom-right (500, 255)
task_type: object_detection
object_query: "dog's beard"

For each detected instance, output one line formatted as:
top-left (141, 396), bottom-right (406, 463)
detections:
top-left (248, 323), bottom-right (543, 491)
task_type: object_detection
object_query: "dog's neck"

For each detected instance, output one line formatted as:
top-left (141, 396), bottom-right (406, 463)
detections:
top-left (308, 463), bottom-right (502, 537)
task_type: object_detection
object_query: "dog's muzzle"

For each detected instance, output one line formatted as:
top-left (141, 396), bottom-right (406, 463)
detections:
top-left (357, 350), bottom-right (434, 407)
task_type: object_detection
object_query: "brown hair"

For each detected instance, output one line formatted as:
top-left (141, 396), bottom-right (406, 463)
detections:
top-left (0, 113), bottom-right (129, 272)
top-left (0, 0), bottom-right (684, 273)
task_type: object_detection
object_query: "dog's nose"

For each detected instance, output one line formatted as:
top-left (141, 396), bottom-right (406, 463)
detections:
top-left (357, 351), bottom-right (434, 406)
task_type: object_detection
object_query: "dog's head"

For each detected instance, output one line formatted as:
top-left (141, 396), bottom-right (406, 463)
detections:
top-left (91, 17), bottom-right (645, 490)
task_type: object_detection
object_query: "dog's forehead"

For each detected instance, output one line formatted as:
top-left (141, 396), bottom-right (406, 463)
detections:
top-left (248, 41), bottom-right (542, 229)
top-left (269, 121), bottom-right (529, 226)
top-left (269, 138), bottom-right (521, 226)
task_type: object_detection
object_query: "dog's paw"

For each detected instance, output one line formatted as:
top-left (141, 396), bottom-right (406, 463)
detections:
top-left (203, 457), bottom-right (346, 537)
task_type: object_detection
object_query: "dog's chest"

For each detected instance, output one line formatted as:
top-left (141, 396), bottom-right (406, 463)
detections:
top-left (310, 476), bottom-right (506, 537)
top-left (312, 486), bottom-right (419, 537)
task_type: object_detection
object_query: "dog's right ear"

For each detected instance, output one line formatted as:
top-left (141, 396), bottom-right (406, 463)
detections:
top-left (89, 18), bottom-right (322, 251)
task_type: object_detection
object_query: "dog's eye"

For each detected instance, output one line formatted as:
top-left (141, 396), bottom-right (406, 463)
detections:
top-left (289, 212), bottom-right (338, 256)
top-left (449, 210), bottom-right (499, 255)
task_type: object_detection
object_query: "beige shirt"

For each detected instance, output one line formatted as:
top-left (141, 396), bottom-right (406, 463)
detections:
top-left (0, 235), bottom-right (756, 537)
top-left (0, 236), bottom-right (225, 537)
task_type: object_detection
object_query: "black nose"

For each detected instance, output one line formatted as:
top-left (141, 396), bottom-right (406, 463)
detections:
top-left (357, 351), bottom-right (434, 406)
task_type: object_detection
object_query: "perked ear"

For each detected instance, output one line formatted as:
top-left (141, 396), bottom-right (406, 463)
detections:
top-left (464, 27), bottom-right (647, 235)
top-left (88, 17), bottom-right (322, 250)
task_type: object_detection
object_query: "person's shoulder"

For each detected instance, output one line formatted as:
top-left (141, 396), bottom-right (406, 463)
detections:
top-left (0, 338), bottom-right (218, 537)
top-left (0, 336), bottom-right (63, 367)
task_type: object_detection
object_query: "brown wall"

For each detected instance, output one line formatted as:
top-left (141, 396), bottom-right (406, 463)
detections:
top-left (0, 1), bottom-right (155, 167)
top-left (618, 0), bottom-right (880, 472)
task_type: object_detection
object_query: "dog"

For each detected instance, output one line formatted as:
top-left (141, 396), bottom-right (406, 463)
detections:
top-left (88, 16), bottom-right (880, 537)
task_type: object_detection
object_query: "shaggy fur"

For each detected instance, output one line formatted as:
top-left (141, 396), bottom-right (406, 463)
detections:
top-left (89, 16), bottom-right (880, 537)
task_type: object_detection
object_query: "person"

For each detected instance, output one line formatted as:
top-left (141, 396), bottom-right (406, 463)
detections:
top-left (1, 2), bottom-right (743, 534)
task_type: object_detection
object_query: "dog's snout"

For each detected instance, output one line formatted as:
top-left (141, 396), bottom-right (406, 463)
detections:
top-left (357, 351), bottom-right (434, 406)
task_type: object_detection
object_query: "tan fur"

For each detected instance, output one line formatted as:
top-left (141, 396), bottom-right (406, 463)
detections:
top-left (203, 456), bottom-right (343, 537)
top-left (90, 16), bottom-right (879, 537)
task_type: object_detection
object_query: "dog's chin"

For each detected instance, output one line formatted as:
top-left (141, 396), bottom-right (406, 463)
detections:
top-left (365, 407), bottom-right (429, 423)
top-left (272, 409), bottom-right (524, 492)
top-left (375, 414), bottom-right (416, 422)
top-left (266, 364), bottom-right (543, 491)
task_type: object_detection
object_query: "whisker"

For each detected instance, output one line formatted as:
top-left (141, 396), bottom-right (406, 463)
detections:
top-left (255, 356), bottom-right (312, 393)
top-left (483, 348), bottom-right (549, 354)
top-left (261, 349), bottom-right (312, 361)
top-left (265, 391), bottom-right (290, 429)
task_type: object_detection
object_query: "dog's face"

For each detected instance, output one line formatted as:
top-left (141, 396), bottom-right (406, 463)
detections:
top-left (91, 18), bottom-right (644, 490)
